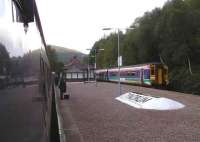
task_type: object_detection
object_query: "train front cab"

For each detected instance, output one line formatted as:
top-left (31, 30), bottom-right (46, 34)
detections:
top-left (150, 64), bottom-right (169, 86)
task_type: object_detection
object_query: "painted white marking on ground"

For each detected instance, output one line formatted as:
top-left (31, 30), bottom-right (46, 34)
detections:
top-left (116, 92), bottom-right (185, 110)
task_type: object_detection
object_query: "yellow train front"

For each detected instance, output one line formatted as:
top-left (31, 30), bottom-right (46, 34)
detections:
top-left (96, 63), bottom-right (169, 87)
top-left (149, 63), bottom-right (169, 86)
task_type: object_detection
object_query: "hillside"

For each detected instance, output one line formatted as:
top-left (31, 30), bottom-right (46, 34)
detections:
top-left (50, 45), bottom-right (86, 64)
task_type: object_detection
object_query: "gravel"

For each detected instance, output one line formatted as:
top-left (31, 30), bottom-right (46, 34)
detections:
top-left (59, 82), bottom-right (200, 142)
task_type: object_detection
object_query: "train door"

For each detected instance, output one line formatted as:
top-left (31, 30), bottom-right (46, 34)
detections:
top-left (158, 68), bottom-right (163, 85)
top-left (106, 69), bottom-right (109, 81)
top-left (163, 66), bottom-right (169, 85)
top-left (140, 69), bottom-right (144, 85)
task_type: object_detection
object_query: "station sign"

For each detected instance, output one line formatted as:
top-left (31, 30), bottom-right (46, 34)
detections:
top-left (118, 56), bottom-right (122, 66)
top-left (116, 92), bottom-right (185, 110)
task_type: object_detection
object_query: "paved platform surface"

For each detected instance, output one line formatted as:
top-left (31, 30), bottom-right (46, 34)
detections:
top-left (59, 82), bottom-right (200, 142)
top-left (0, 85), bottom-right (44, 142)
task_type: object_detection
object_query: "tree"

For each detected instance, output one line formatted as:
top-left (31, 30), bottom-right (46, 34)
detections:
top-left (0, 43), bottom-right (10, 75)
top-left (47, 45), bottom-right (64, 72)
top-left (89, 0), bottom-right (200, 94)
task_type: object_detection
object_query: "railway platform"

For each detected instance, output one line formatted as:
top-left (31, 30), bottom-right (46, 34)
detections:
top-left (57, 82), bottom-right (200, 142)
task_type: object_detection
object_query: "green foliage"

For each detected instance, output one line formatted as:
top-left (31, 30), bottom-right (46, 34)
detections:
top-left (90, 0), bottom-right (200, 94)
top-left (81, 56), bottom-right (89, 65)
top-left (49, 45), bottom-right (86, 64)
top-left (90, 33), bottom-right (121, 68)
top-left (47, 45), bottom-right (64, 73)
top-left (0, 43), bottom-right (10, 75)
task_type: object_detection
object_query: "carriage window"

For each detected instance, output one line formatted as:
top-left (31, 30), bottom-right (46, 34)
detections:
top-left (144, 69), bottom-right (150, 79)
top-left (126, 72), bottom-right (135, 76)
top-left (130, 72), bottom-right (135, 76)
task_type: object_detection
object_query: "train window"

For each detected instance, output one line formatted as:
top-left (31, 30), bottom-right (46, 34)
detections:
top-left (144, 69), bottom-right (150, 79)
top-left (136, 70), bottom-right (140, 77)
top-left (130, 72), bottom-right (135, 76)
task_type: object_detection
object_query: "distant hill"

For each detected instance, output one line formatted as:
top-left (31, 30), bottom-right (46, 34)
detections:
top-left (50, 45), bottom-right (86, 64)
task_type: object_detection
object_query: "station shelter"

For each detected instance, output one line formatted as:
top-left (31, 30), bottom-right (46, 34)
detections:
top-left (64, 56), bottom-right (95, 82)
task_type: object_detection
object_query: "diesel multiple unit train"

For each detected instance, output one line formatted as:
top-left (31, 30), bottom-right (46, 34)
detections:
top-left (96, 63), bottom-right (169, 86)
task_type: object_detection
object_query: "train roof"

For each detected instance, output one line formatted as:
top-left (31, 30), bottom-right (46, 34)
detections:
top-left (116, 62), bottom-right (163, 68)
top-left (96, 62), bottom-right (163, 71)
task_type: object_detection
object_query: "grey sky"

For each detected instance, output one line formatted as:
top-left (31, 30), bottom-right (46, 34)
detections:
top-left (0, 0), bottom-right (5, 17)
top-left (36, 0), bottom-right (168, 54)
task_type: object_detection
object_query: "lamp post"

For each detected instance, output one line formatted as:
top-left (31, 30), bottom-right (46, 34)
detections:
top-left (86, 49), bottom-right (92, 82)
top-left (87, 48), bottom-right (104, 84)
top-left (102, 27), bottom-right (134, 96)
top-left (87, 53), bottom-right (90, 82)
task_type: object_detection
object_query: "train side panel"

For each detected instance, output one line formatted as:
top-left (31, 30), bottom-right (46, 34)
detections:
top-left (0, 1), bottom-right (57, 141)
top-left (107, 65), bottom-right (152, 85)
top-left (96, 63), bottom-right (169, 87)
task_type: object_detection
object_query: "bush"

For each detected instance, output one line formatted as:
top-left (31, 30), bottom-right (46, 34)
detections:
top-left (168, 68), bottom-right (200, 95)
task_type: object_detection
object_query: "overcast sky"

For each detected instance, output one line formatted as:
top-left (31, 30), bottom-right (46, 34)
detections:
top-left (36, 0), bottom-right (168, 54)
